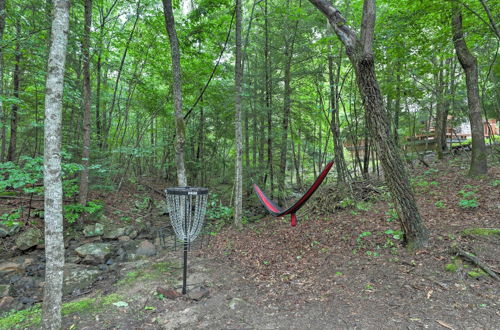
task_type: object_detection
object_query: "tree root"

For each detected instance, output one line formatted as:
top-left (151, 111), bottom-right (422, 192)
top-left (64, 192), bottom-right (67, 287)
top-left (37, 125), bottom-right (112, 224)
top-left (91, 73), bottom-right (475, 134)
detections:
top-left (451, 246), bottom-right (499, 280)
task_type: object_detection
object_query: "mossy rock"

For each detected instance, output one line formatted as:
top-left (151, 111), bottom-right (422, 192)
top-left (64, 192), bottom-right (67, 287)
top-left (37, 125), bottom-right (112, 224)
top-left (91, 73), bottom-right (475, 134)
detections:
top-left (15, 228), bottom-right (43, 250)
top-left (461, 228), bottom-right (500, 237)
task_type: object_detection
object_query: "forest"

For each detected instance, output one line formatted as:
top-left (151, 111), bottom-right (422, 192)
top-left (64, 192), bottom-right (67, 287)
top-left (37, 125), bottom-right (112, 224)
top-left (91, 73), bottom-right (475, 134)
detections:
top-left (0, 0), bottom-right (499, 329)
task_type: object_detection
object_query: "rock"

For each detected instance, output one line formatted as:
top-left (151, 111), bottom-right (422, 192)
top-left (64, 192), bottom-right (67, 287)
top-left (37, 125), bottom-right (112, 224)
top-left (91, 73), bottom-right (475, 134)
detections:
top-left (103, 227), bottom-right (126, 239)
top-left (63, 263), bottom-right (101, 295)
top-left (188, 288), bottom-right (210, 301)
top-left (124, 227), bottom-right (138, 239)
top-left (118, 241), bottom-right (143, 261)
top-left (0, 221), bottom-right (22, 238)
top-left (20, 296), bottom-right (36, 305)
top-left (65, 255), bottom-right (81, 264)
top-left (75, 243), bottom-right (114, 265)
top-left (136, 240), bottom-right (156, 256)
top-left (228, 297), bottom-right (246, 310)
top-left (0, 284), bottom-right (11, 297)
top-left (156, 287), bottom-right (181, 300)
top-left (0, 261), bottom-right (23, 276)
top-left (118, 235), bottom-right (131, 242)
top-left (15, 228), bottom-right (43, 251)
top-left (0, 296), bottom-right (14, 311)
top-left (156, 201), bottom-right (168, 216)
top-left (83, 223), bottom-right (104, 237)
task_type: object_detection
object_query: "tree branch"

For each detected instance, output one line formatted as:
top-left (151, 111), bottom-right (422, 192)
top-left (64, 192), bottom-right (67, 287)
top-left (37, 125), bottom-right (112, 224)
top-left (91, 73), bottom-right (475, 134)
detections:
top-left (360, 0), bottom-right (375, 56)
top-left (308, 0), bottom-right (358, 50)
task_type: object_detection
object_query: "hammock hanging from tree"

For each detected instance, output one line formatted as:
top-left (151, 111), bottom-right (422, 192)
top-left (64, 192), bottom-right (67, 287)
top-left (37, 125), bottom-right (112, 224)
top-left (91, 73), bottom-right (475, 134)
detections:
top-left (253, 161), bottom-right (334, 226)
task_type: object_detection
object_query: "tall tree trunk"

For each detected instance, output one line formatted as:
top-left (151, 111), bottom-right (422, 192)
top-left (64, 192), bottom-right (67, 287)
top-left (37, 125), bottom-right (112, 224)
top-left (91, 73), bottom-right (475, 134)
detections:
top-left (79, 0), bottom-right (92, 206)
top-left (94, 0), bottom-right (119, 149)
top-left (162, 0), bottom-right (187, 186)
top-left (104, 2), bottom-right (140, 150)
top-left (328, 43), bottom-right (348, 184)
top-left (435, 61), bottom-right (447, 160)
top-left (309, 0), bottom-right (428, 249)
top-left (0, 0), bottom-right (5, 161)
top-left (451, 2), bottom-right (488, 176)
top-left (95, 51), bottom-right (102, 148)
top-left (234, 0), bottom-right (243, 228)
top-left (393, 62), bottom-right (401, 146)
top-left (278, 1), bottom-right (300, 204)
top-left (264, 0), bottom-right (274, 196)
top-left (8, 22), bottom-right (21, 162)
top-left (42, 1), bottom-right (70, 328)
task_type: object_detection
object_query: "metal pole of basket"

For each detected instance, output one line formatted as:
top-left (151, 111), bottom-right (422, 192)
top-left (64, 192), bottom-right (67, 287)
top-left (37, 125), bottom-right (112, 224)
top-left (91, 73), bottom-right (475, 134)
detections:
top-left (165, 187), bottom-right (208, 295)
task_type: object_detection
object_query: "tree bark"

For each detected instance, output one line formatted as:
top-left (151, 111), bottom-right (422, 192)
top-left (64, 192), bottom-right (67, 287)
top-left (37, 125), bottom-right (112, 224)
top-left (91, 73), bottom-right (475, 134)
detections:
top-left (264, 0), bottom-right (274, 196)
top-left (278, 0), bottom-right (300, 204)
top-left (435, 61), bottom-right (447, 160)
top-left (79, 0), bottom-right (92, 206)
top-left (7, 22), bottom-right (21, 162)
top-left (328, 43), bottom-right (348, 184)
top-left (0, 0), bottom-right (5, 161)
top-left (162, 0), bottom-right (187, 186)
top-left (451, 2), bottom-right (488, 176)
top-left (308, 0), bottom-right (428, 249)
top-left (104, 2), bottom-right (140, 150)
top-left (42, 1), bottom-right (70, 328)
top-left (234, 0), bottom-right (243, 228)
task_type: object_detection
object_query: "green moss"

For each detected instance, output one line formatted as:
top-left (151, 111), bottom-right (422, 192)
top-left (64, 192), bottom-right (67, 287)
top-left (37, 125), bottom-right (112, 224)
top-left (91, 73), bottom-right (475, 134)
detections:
top-left (462, 228), bottom-right (500, 237)
top-left (117, 262), bottom-right (178, 286)
top-left (445, 263), bottom-right (458, 272)
top-left (467, 268), bottom-right (487, 278)
top-left (0, 293), bottom-right (123, 329)
top-left (101, 293), bottom-right (123, 305)
top-left (0, 305), bottom-right (42, 329)
top-left (61, 298), bottom-right (97, 316)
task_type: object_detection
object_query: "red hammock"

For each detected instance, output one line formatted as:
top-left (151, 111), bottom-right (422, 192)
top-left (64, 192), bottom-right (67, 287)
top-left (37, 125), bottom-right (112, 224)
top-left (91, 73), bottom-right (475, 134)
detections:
top-left (253, 161), bottom-right (334, 226)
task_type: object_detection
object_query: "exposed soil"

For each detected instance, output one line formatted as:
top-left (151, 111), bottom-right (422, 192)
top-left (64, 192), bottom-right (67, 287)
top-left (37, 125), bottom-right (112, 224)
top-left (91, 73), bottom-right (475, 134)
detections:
top-left (1, 153), bottom-right (499, 329)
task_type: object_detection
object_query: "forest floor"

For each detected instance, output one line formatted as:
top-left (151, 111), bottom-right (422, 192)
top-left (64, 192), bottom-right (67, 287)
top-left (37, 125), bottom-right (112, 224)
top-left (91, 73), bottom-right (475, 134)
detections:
top-left (1, 152), bottom-right (499, 329)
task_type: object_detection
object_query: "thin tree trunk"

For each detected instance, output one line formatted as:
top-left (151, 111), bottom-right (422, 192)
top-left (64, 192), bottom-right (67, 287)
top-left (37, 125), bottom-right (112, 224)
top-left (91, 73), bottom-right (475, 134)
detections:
top-left (42, 1), bottom-right (70, 328)
top-left (435, 60), bottom-right (446, 160)
top-left (328, 43), bottom-right (348, 184)
top-left (104, 2), bottom-right (140, 150)
top-left (264, 0), bottom-right (274, 196)
top-left (309, 0), bottom-right (428, 249)
top-left (162, 0), bottom-right (187, 186)
top-left (478, 0), bottom-right (500, 39)
top-left (393, 62), bottom-right (401, 146)
top-left (278, 1), bottom-right (300, 204)
top-left (8, 22), bottom-right (21, 162)
top-left (234, 0), bottom-right (243, 228)
top-left (451, 2), bottom-right (488, 176)
top-left (79, 0), bottom-right (92, 206)
top-left (0, 0), bottom-right (5, 161)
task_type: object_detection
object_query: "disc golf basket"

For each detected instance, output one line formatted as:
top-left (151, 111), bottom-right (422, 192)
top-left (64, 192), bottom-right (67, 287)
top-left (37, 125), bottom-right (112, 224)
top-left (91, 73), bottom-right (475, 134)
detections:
top-left (165, 187), bottom-right (208, 294)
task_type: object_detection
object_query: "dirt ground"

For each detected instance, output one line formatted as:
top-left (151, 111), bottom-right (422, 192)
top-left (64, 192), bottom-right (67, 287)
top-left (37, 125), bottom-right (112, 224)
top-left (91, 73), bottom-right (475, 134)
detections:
top-left (2, 154), bottom-right (499, 329)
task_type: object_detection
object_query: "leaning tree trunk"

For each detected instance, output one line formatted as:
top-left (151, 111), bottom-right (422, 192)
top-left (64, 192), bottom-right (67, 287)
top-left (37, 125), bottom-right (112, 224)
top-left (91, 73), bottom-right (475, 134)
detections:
top-left (451, 2), bottom-right (488, 176)
top-left (309, 0), bottom-right (428, 249)
top-left (162, 0), bottom-right (187, 186)
top-left (234, 0), bottom-right (243, 228)
top-left (79, 0), bottom-right (92, 206)
top-left (42, 0), bottom-right (70, 328)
